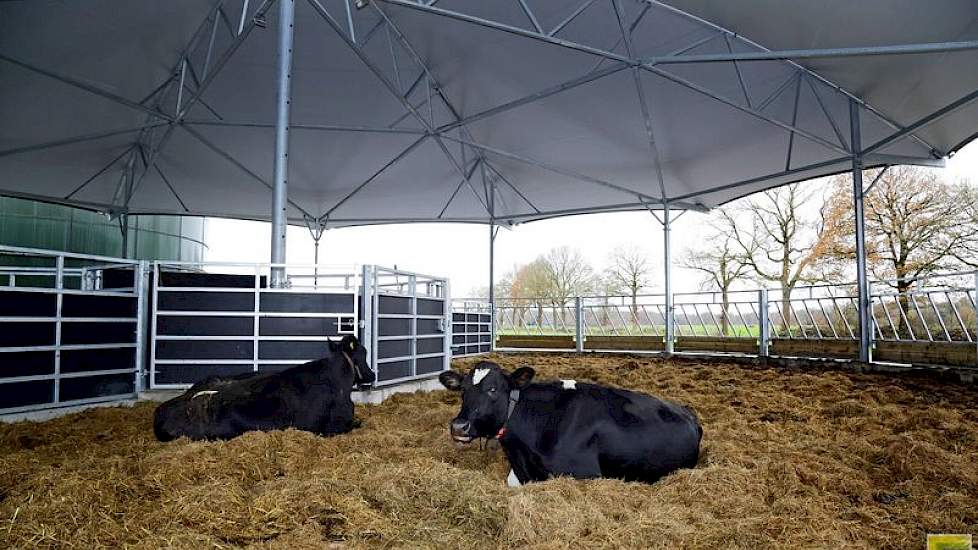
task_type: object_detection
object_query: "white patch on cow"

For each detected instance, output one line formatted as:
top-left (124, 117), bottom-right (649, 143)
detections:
top-left (192, 390), bottom-right (218, 399)
top-left (507, 469), bottom-right (522, 487)
top-left (472, 368), bottom-right (490, 385)
top-left (561, 379), bottom-right (577, 390)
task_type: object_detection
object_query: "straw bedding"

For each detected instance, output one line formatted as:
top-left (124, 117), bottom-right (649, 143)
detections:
top-left (1, 353), bottom-right (976, 548)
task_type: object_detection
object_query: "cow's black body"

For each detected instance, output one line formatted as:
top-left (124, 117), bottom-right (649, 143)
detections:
top-left (440, 362), bottom-right (702, 485)
top-left (153, 335), bottom-right (373, 441)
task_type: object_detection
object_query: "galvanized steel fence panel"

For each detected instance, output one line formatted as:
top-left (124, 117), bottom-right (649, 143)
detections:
top-left (0, 245), bottom-right (145, 415)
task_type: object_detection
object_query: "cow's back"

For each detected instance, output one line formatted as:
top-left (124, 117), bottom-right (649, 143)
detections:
top-left (589, 385), bottom-right (701, 481)
top-left (511, 383), bottom-right (702, 483)
top-left (153, 358), bottom-right (355, 441)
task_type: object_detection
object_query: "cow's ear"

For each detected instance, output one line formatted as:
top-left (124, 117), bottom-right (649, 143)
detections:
top-left (439, 370), bottom-right (463, 391)
top-left (327, 339), bottom-right (340, 352)
top-left (508, 366), bottom-right (535, 389)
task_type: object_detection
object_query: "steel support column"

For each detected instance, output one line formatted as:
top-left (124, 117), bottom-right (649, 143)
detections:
top-left (850, 99), bottom-right (872, 362)
top-left (488, 221), bottom-right (497, 352)
top-left (271, 0), bottom-right (296, 288)
top-left (120, 215), bottom-right (130, 259)
top-left (663, 203), bottom-right (674, 354)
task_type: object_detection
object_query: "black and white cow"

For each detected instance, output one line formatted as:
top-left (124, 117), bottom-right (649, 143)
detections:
top-left (153, 335), bottom-right (374, 441)
top-left (439, 361), bottom-right (702, 486)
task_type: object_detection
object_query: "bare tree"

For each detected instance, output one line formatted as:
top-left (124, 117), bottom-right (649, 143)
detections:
top-left (724, 182), bottom-right (842, 327)
top-left (605, 245), bottom-right (654, 325)
top-left (680, 209), bottom-right (753, 335)
top-left (542, 246), bottom-right (597, 304)
top-left (510, 258), bottom-right (552, 328)
top-left (541, 246), bottom-right (596, 328)
top-left (824, 167), bottom-right (978, 331)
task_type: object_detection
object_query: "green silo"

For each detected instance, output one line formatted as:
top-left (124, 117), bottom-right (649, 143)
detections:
top-left (0, 197), bottom-right (207, 262)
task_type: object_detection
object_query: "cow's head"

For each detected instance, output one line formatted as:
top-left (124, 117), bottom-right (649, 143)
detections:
top-left (439, 361), bottom-right (535, 443)
top-left (330, 334), bottom-right (375, 388)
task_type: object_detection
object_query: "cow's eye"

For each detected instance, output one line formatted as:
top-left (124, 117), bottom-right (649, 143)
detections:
top-left (487, 388), bottom-right (497, 394)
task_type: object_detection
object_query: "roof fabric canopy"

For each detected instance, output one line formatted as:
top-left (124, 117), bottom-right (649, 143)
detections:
top-left (1, 0), bottom-right (977, 227)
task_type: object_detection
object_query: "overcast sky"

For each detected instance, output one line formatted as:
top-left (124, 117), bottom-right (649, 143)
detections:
top-left (206, 143), bottom-right (978, 298)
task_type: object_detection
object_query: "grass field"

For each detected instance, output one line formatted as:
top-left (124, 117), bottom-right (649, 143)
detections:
top-left (499, 325), bottom-right (761, 337)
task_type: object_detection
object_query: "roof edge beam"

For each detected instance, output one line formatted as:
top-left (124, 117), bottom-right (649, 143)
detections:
top-left (862, 153), bottom-right (945, 168)
top-left (670, 156), bottom-right (852, 202)
top-left (862, 87), bottom-right (978, 156)
top-left (645, 40), bottom-right (978, 64)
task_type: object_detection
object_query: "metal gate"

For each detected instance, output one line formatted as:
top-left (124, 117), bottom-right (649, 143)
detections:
top-left (0, 246), bottom-right (145, 414)
top-left (149, 261), bottom-right (358, 388)
top-left (451, 299), bottom-right (492, 357)
top-left (363, 266), bottom-right (451, 386)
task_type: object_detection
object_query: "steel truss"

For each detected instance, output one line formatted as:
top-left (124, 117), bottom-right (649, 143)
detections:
top-left (4, 0), bottom-right (977, 225)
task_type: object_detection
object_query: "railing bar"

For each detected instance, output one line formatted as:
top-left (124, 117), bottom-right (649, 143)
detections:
top-left (613, 303), bottom-right (632, 336)
top-left (705, 303), bottom-right (723, 336)
top-left (801, 299), bottom-right (822, 338)
top-left (877, 295), bottom-right (898, 341)
top-left (927, 292), bottom-right (951, 341)
top-left (814, 298), bottom-right (839, 338)
top-left (895, 296), bottom-right (917, 340)
top-left (945, 290), bottom-right (971, 343)
top-left (911, 294), bottom-right (933, 341)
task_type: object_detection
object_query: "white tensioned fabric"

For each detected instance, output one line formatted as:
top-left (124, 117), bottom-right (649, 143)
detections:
top-left (1, 0), bottom-right (977, 227)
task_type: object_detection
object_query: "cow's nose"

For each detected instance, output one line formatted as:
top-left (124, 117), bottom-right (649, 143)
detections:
top-left (451, 419), bottom-right (472, 436)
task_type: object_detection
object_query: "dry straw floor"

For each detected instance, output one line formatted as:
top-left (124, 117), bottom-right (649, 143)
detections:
top-left (1, 353), bottom-right (976, 549)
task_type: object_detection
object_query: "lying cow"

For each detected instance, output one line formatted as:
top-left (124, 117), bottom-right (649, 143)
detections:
top-left (439, 361), bottom-right (702, 486)
top-left (154, 334), bottom-right (374, 441)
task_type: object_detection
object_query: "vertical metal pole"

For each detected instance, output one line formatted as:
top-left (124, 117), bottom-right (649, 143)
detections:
top-left (120, 214), bottom-right (130, 259)
top-left (149, 262), bottom-right (160, 389)
top-left (313, 237), bottom-right (320, 289)
top-left (253, 264), bottom-right (260, 373)
top-left (54, 255), bottom-right (64, 404)
top-left (850, 99), bottom-right (871, 362)
top-left (489, 222), bottom-right (496, 352)
top-left (360, 264), bottom-right (374, 376)
top-left (134, 260), bottom-right (148, 394)
top-left (974, 272), bottom-right (977, 369)
top-left (443, 277), bottom-right (452, 371)
top-left (270, 0), bottom-right (295, 288)
top-left (409, 274), bottom-right (417, 377)
top-left (758, 289), bottom-right (770, 357)
top-left (663, 204), bottom-right (675, 354)
top-left (371, 266), bottom-right (379, 376)
top-left (575, 296), bottom-right (584, 352)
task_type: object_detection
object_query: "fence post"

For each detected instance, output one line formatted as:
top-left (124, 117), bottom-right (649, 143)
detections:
top-left (867, 280), bottom-right (875, 362)
top-left (758, 289), bottom-right (769, 357)
top-left (134, 260), bottom-right (149, 394)
top-left (360, 265), bottom-right (375, 376)
top-left (54, 255), bottom-right (64, 404)
top-left (575, 296), bottom-right (584, 353)
top-left (442, 277), bottom-right (451, 372)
